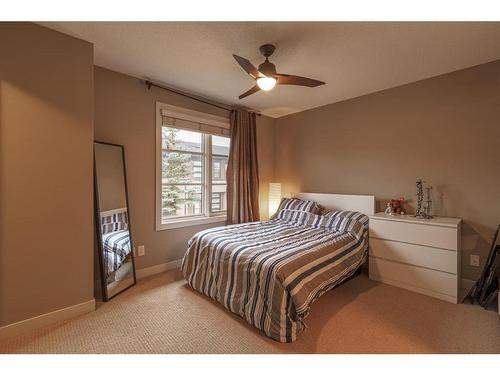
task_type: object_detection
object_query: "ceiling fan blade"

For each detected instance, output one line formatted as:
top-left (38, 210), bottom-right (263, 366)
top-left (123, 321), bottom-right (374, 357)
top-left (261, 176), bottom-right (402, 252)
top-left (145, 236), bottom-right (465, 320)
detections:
top-left (238, 85), bottom-right (261, 99)
top-left (233, 54), bottom-right (263, 79)
top-left (276, 74), bottom-right (325, 87)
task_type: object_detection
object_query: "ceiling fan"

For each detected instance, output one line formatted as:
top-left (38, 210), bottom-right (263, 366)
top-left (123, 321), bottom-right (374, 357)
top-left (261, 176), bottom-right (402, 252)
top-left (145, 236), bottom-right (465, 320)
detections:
top-left (233, 44), bottom-right (325, 99)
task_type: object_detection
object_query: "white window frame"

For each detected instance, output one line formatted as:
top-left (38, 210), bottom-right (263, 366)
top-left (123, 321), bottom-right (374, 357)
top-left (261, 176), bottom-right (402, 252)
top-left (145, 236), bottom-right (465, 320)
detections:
top-left (155, 102), bottom-right (230, 231)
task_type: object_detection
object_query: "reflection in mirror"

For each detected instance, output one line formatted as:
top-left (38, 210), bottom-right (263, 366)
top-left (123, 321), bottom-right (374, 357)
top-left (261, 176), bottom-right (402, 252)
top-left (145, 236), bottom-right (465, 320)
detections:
top-left (94, 141), bottom-right (136, 301)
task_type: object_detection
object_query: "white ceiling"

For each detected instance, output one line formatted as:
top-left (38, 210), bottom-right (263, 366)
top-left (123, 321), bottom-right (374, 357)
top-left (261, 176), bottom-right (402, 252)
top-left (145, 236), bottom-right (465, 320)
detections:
top-left (40, 22), bottom-right (500, 117)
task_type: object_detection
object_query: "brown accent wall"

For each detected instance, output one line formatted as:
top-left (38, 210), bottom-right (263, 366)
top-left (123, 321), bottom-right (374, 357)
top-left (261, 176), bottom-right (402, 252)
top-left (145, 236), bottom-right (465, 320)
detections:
top-left (274, 60), bottom-right (500, 280)
top-left (94, 67), bottom-right (275, 269)
top-left (0, 23), bottom-right (94, 326)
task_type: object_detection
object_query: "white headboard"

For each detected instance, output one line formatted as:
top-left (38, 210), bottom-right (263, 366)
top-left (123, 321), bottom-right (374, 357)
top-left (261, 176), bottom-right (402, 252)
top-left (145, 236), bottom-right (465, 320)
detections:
top-left (100, 207), bottom-right (128, 218)
top-left (293, 192), bottom-right (375, 216)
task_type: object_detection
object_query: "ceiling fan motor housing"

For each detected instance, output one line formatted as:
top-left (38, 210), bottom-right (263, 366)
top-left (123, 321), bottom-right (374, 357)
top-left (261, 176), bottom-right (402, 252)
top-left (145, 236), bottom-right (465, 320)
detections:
top-left (259, 44), bottom-right (276, 57)
top-left (258, 44), bottom-right (277, 76)
top-left (258, 60), bottom-right (277, 76)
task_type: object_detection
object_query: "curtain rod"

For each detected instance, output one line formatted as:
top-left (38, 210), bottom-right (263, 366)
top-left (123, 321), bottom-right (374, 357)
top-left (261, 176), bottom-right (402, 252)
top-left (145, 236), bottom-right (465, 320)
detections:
top-left (145, 80), bottom-right (261, 116)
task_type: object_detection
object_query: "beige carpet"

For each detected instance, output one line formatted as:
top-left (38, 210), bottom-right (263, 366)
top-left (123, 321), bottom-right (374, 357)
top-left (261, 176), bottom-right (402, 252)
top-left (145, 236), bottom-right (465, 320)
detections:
top-left (1, 270), bottom-right (499, 354)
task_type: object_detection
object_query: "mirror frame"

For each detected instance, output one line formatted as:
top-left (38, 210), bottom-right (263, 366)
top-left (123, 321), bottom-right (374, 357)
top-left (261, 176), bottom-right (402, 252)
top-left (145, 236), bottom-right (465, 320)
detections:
top-left (93, 140), bottom-right (137, 301)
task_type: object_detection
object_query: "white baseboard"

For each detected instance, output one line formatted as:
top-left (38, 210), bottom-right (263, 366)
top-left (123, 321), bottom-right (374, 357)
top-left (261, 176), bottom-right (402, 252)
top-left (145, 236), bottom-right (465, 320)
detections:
top-left (136, 259), bottom-right (182, 279)
top-left (0, 299), bottom-right (95, 340)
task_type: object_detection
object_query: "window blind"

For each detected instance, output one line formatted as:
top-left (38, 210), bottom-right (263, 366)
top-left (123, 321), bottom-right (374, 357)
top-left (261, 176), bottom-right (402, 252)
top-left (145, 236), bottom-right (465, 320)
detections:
top-left (161, 109), bottom-right (230, 137)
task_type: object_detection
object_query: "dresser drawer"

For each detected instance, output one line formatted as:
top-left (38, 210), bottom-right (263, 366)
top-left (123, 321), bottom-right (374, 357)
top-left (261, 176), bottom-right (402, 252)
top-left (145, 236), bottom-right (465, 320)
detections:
top-left (369, 257), bottom-right (457, 299)
top-left (369, 219), bottom-right (458, 250)
top-left (369, 238), bottom-right (457, 274)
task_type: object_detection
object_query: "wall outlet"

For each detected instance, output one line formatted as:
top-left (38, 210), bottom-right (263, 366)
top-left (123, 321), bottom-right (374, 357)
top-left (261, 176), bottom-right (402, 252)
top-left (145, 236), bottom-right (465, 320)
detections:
top-left (138, 245), bottom-right (145, 256)
top-left (470, 254), bottom-right (480, 267)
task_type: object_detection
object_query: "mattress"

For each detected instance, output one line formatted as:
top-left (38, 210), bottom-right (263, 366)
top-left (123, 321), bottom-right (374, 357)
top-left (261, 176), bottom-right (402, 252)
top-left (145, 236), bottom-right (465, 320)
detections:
top-left (181, 211), bottom-right (368, 342)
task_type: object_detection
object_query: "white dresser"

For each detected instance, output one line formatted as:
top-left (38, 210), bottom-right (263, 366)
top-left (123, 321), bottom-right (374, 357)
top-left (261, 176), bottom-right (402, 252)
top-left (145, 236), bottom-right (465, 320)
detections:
top-left (368, 213), bottom-right (462, 303)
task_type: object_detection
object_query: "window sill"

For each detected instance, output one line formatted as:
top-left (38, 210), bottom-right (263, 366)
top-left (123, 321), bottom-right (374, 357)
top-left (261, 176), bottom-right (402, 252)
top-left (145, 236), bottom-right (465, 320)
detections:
top-left (156, 215), bottom-right (227, 231)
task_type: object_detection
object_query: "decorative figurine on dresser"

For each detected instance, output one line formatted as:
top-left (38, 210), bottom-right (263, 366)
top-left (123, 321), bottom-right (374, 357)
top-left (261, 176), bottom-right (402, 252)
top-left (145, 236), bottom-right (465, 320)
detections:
top-left (369, 180), bottom-right (462, 304)
top-left (384, 197), bottom-right (406, 216)
top-left (414, 179), bottom-right (433, 219)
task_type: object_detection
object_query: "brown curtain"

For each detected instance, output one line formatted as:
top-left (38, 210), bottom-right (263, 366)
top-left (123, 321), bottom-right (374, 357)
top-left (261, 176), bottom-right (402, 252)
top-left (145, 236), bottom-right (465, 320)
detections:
top-left (226, 109), bottom-right (260, 224)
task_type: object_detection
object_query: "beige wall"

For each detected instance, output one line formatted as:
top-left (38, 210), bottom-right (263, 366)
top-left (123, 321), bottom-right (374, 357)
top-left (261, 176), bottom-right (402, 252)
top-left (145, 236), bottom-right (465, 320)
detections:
top-left (94, 67), bottom-right (275, 269)
top-left (0, 23), bottom-right (94, 326)
top-left (274, 60), bottom-right (500, 280)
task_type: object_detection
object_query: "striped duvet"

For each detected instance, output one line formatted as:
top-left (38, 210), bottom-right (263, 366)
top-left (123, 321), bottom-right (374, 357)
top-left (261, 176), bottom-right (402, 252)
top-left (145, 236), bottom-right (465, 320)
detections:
top-left (181, 210), bottom-right (368, 342)
top-left (102, 230), bottom-right (131, 277)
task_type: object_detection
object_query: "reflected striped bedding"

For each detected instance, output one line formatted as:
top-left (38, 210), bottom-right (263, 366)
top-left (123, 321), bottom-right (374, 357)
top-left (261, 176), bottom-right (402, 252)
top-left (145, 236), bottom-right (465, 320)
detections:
top-left (181, 211), bottom-right (368, 342)
top-left (102, 230), bottom-right (131, 277)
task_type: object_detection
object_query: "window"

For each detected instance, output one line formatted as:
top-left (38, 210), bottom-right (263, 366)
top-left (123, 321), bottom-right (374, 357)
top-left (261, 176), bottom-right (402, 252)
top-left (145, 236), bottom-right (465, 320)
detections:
top-left (156, 102), bottom-right (230, 230)
top-left (211, 135), bottom-right (229, 213)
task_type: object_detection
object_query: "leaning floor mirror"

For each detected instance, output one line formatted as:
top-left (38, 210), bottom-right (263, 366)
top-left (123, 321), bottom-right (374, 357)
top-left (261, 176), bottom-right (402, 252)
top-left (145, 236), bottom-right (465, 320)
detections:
top-left (93, 141), bottom-right (136, 301)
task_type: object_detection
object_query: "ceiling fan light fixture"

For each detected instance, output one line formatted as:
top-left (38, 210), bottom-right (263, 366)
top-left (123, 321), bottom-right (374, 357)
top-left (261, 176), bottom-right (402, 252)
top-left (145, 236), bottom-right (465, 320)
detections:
top-left (256, 76), bottom-right (277, 91)
top-left (233, 45), bottom-right (325, 99)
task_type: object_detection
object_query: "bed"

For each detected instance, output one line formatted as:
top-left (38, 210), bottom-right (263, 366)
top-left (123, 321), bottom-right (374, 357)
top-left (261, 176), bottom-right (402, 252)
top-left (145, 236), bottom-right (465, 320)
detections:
top-left (181, 193), bottom-right (375, 342)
